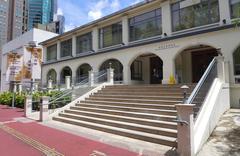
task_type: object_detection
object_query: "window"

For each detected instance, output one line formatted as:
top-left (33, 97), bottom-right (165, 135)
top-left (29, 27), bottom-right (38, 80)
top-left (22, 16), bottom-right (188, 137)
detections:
top-left (230, 0), bottom-right (240, 18)
top-left (99, 22), bottom-right (122, 48)
top-left (60, 39), bottom-right (72, 57)
top-left (233, 46), bottom-right (240, 75)
top-left (47, 44), bottom-right (57, 61)
top-left (131, 60), bottom-right (142, 80)
top-left (129, 8), bottom-right (162, 41)
top-left (171, 0), bottom-right (219, 32)
top-left (76, 32), bottom-right (92, 54)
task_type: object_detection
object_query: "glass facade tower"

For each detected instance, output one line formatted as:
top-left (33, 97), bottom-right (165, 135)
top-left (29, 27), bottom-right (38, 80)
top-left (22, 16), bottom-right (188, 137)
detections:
top-left (28, 0), bottom-right (55, 30)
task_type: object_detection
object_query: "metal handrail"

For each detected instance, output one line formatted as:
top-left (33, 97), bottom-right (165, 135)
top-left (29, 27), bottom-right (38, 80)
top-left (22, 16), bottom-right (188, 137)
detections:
top-left (186, 57), bottom-right (217, 104)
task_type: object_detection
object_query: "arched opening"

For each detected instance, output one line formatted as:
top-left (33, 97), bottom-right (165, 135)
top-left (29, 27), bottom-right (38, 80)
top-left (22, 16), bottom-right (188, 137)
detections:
top-left (99, 59), bottom-right (123, 82)
top-left (76, 63), bottom-right (92, 83)
top-left (60, 66), bottom-right (72, 84)
top-left (175, 45), bottom-right (218, 83)
top-left (130, 53), bottom-right (163, 84)
top-left (233, 46), bottom-right (240, 83)
top-left (47, 69), bottom-right (57, 84)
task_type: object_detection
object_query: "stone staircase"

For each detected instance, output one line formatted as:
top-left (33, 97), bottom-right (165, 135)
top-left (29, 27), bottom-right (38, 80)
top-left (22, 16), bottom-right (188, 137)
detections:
top-left (53, 84), bottom-right (195, 147)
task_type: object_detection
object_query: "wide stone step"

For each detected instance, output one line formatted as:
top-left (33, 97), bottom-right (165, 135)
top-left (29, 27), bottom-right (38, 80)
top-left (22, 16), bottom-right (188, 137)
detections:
top-left (77, 101), bottom-right (176, 110)
top-left (90, 94), bottom-right (184, 101)
top-left (53, 116), bottom-right (177, 147)
top-left (102, 88), bottom-right (187, 92)
top-left (75, 103), bottom-right (177, 115)
top-left (64, 109), bottom-right (177, 129)
top-left (80, 99), bottom-right (179, 106)
top-left (58, 113), bottom-right (177, 137)
top-left (105, 84), bottom-right (195, 89)
top-left (85, 97), bottom-right (183, 104)
top-left (69, 106), bottom-right (177, 121)
top-left (96, 91), bottom-right (190, 96)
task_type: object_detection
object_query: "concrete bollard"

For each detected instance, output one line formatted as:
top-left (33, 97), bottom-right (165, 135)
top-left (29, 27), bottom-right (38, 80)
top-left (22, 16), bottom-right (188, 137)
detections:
top-left (40, 96), bottom-right (50, 122)
top-left (48, 79), bottom-right (53, 92)
top-left (24, 95), bottom-right (32, 117)
top-left (89, 70), bottom-right (94, 87)
top-left (65, 76), bottom-right (71, 89)
top-left (175, 104), bottom-right (195, 156)
top-left (107, 68), bottom-right (114, 85)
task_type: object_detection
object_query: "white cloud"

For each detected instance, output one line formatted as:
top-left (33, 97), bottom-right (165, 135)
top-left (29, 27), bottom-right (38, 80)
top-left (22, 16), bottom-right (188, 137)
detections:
top-left (110, 0), bottom-right (120, 11)
top-left (65, 23), bottom-right (77, 32)
top-left (88, 0), bottom-right (121, 20)
top-left (131, 0), bottom-right (144, 5)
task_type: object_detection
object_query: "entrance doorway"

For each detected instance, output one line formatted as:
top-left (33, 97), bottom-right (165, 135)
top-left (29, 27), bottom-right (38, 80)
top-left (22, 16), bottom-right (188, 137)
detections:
top-left (131, 53), bottom-right (163, 84)
top-left (192, 49), bottom-right (218, 83)
top-left (150, 57), bottom-right (163, 84)
top-left (175, 45), bottom-right (218, 83)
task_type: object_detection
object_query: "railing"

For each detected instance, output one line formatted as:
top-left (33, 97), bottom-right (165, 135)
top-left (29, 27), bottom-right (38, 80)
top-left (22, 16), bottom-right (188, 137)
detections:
top-left (94, 70), bottom-right (107, 84)
top-left (47, 70), bottom-right (108, 113)
top-left (185, 57), bottom-right (218, 118)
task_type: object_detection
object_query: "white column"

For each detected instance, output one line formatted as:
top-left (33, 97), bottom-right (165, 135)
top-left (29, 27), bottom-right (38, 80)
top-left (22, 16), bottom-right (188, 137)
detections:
top-left (88, 70), bottom-right (94, 87)
top-left (57, 40), bottom-right (61, 60)
top-left (162, 59), bottom-right (175, 84)
top-left (107, 68), bottom-right (114, 85)
top-left (122, 16), bottom-right (129, 45)
top-left (123, 66), bottom-right (131, 85)
top-left (65, 76), bottom-right (71, 89)
top-left (92, 28), bottom-right (99, 52)
top-left (72, 35), bottom-right (77, 57)
top-left (43, 46), bottom-right (47, 62)
top-left (161, 1), bottom-right (172, 36)
top-left (175, 104), bottom-right (195, 156)
top-left (40, 96), bottom-right (49, 122)
top-left (219, 0), bottom-right (231, 25)
top-left (24, 95), bottom-right (32, 117)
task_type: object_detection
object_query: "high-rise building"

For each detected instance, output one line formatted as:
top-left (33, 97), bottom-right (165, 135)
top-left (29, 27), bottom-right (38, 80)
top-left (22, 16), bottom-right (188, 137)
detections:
top-left (55, 14), bottom-right (65, 34)
top-left (28, 0), bottom-right (56, 30)
top-left (0, 0), bottom-right (8, 49)
top-left (7, 0), bottom-right (28, 41)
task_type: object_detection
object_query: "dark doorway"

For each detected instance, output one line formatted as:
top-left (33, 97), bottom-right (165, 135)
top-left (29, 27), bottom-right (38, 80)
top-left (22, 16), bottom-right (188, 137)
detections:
top-left (60, 66), bottom-right (72, 84)
top-left (150, 56), bottom-right (163, 84)
top-left (192, 49), bottom-right (218, 83)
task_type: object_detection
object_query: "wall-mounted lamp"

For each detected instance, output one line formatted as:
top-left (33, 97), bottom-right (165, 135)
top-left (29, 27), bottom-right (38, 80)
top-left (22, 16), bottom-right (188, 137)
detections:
top-left (164, 33), bottom-right (167, 37)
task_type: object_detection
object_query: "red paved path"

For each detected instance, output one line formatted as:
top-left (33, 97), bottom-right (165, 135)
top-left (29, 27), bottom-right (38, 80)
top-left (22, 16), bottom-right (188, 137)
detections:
top-left (0, 105), bottom-right (24, 122)
top-left (0, 105), bottom-right (138, 156)
top-left (0, 129), bottom-right (43, 156)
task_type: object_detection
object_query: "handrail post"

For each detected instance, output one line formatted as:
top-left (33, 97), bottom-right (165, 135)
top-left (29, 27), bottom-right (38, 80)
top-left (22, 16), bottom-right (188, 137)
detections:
top-left (89, 70), bottom-right (94, 87)
top-left (65, 76), bottom-right (71, 89)
top-left (40, 96), bottom-right (50, 122)
top-left (24, 95), bottom-right (32, 117)
top-left (107, 67), bottom-right (114, 85)
top-left (175, 104), bottom-right (195, 156)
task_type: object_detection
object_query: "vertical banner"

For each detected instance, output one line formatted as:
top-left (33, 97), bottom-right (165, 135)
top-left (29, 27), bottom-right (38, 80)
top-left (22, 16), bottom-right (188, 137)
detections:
top-left (23, 46), bottom-right (43, 81)
top-left (6, 53), bottom-right (24, 81)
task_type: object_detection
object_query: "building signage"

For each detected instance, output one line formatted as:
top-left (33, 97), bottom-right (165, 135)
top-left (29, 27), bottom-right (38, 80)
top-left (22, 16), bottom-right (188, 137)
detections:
top-left (155, 43), bottom-right (179, 51)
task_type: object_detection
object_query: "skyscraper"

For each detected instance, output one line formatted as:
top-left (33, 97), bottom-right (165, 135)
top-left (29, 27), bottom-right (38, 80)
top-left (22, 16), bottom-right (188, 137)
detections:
top-left (0, 0), bottom-right (8, 49)
top-left (28, 0), bottom-right (56, 30)
top-left (7, 0), bottom-right (28, 41)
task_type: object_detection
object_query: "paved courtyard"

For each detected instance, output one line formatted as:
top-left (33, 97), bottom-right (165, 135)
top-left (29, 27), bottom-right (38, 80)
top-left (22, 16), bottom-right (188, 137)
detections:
top-left (198, 109), bottom-right (240, 156)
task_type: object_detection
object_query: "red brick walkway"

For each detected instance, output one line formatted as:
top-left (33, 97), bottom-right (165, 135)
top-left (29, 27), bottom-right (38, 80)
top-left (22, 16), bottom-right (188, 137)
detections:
top-left (0, 105), bottom-right (138, 156)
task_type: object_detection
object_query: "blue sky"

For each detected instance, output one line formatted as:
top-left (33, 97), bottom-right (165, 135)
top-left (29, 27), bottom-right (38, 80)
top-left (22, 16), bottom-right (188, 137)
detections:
top-left (58, 0), bottom-right (144, 32)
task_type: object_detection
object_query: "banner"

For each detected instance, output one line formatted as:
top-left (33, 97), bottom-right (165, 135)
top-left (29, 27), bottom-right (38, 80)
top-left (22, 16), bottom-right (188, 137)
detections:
top-left (6, 53), bottom-right (24, 81)
top-left (23, 46), bottom-right (43, 81)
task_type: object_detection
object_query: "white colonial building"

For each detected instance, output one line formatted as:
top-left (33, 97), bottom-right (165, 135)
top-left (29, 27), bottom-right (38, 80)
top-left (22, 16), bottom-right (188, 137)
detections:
top-left (40, 0), bottom-right (240, 108)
